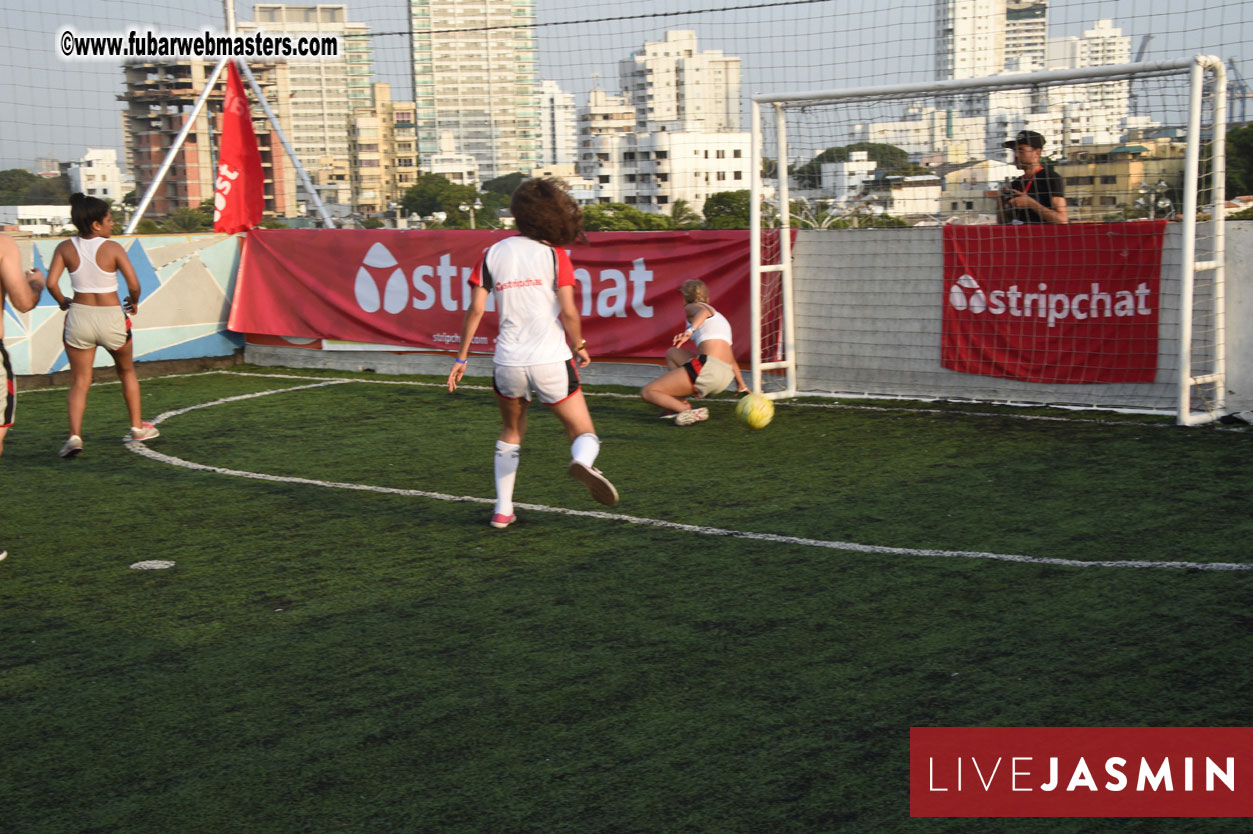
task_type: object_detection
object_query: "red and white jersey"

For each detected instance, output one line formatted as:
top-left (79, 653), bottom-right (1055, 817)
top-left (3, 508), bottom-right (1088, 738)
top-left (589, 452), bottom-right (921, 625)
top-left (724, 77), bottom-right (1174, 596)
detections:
top-left (469, 235), bottom-right (576, 367)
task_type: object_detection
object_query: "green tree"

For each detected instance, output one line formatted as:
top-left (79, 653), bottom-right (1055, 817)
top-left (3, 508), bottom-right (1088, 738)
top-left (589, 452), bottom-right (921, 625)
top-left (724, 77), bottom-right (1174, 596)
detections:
top-left (668, 199), bottom-right (702, 230)
top-left (163, 207), bottom-right (210, 232)
top-left (1226, 123), bottom-right (1253, 198)
top-left (702, 190), bottom-right (754, 229)
top-left (400, 174), bottom-right (479, 225)
top-left (134, 218), bottom-right (161, 235)
top-left (481, 172), bottom-right (526, 197)
top-left (23, 174), bottom-right (70, 205)
top-left (582, 203), bottom-right (672, 231)
top-left (0, 169), bottom-right (40, 204)
top-left (360, 216), bottom-right (385, 229)
top-left (791, 143), bottom-right (915, 184)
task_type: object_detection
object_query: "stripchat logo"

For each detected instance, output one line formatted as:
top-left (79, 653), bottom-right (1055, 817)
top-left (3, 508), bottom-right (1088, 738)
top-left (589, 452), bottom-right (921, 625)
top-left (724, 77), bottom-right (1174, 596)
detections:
top-left (353, 243), bottom-right (408, 314)
top-left (351, 241), bottom-right (658, 319)
top-left (948, 272), bottom-right (1154, 328)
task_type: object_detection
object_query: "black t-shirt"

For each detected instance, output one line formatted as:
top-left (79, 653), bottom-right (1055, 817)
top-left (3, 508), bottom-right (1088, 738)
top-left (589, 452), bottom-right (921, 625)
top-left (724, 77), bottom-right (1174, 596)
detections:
top-left (1004, 165), bottom-right (1065, 224)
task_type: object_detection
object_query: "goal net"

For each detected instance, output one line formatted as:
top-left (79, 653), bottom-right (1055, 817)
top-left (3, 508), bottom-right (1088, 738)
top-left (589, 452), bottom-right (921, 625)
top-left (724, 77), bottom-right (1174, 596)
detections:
top-left (751, 56), bottom-right (1227, 424)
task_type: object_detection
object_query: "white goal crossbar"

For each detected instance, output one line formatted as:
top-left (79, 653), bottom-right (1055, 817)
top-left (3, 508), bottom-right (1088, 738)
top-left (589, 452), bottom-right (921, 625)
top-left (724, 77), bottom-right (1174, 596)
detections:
top-left (751, 56), bottom-right (1227, 425)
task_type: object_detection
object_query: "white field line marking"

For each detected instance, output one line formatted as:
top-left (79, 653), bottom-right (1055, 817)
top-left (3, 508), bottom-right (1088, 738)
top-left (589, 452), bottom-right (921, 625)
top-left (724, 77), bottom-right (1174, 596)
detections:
top-left (123, 378), bottom-right (1253, 572)
top-left (25, 368), bottom-right (1249, 431)
top-left (206, 370), bottom-right (1238, 430)
top-left (19, 370), bottom-right (246, 394)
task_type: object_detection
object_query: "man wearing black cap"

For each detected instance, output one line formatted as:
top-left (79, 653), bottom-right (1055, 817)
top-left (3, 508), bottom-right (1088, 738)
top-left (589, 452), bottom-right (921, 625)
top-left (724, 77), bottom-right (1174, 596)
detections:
top-left (999, 130), bottom-right (1068, 225)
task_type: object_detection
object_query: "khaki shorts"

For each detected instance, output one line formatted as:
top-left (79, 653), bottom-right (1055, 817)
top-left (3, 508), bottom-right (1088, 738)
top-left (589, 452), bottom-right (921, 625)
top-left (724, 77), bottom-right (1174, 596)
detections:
top-left (63, 303), bottom-right (131, 351)
top-left (683, 355), bottom-right (735, 398)
top-left (493, 360), bottom-right (581, 405)
top-left (1, 341), bottom-right (13, 428)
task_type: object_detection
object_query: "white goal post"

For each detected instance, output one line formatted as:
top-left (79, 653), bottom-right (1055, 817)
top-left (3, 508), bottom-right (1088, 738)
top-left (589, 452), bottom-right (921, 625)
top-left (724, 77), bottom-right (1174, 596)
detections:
top-left (750, 56), bottom-right (1227, 426)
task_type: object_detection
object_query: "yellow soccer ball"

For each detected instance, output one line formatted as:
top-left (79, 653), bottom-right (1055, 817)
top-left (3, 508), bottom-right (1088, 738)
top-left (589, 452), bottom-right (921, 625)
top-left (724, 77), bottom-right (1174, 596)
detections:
top-left (736, 393), bottom-right (775, 430)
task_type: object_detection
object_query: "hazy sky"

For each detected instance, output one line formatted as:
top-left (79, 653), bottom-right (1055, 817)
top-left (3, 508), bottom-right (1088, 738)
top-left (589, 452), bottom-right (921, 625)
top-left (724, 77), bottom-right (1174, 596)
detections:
top-left (1, 0), bottom-right (1249, 171)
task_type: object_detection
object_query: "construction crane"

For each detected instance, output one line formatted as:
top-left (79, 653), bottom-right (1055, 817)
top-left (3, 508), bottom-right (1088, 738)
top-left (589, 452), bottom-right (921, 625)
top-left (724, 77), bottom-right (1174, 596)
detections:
top-left (1229, 58), bottom-right (1251, 124)
top-left (1130, 35), bottom-right (1154, 117)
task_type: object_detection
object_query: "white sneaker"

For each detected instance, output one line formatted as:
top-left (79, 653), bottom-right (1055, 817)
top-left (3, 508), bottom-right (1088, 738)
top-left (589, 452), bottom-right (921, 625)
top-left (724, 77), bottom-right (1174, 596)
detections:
top-left (568, 461), bottom-right (619, 506)
top-left (675, 407), bottom-right (709, 427)
top-left (59, 435), bottom-right (83, 458)
top-left (125, 422), bottom-right (160, 442)
top-left (0, 550), bottom-right (7, 562)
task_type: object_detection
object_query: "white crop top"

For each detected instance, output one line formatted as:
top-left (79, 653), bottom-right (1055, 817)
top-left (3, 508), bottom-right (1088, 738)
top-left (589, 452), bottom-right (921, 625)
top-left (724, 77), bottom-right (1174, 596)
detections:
top-left (68, 237), bottom-right (120, 293)
top-left (687, 303), bottom-right (733, 346)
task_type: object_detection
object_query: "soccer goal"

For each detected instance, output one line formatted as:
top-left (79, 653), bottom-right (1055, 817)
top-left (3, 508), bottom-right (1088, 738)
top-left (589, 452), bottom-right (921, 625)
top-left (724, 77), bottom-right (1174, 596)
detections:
top-left (751, 56), bottom-right (1228, 425)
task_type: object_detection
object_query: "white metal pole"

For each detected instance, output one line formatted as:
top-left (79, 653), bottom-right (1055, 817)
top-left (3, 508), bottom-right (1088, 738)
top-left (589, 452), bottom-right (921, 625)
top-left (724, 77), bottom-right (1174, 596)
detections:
top-left (749, 100), bottom-right (763, 394)
top-left (236, 60), bottom-right (337, 228)
top-left (125, 56), bottom-right (230, 234)
top-left (1177, 60), bottom-right (1204, 425)
top-left (774, 102), bottom-right (796, 397)
top-left (1209, 56), bottom-right (1228, 418)
top-left (752, 58), bottom-right (1198, 106)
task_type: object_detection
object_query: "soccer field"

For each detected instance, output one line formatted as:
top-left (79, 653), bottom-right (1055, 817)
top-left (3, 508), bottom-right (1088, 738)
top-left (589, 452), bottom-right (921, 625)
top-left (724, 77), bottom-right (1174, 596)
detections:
top-left (2, 367), bottom-right (1251, 833)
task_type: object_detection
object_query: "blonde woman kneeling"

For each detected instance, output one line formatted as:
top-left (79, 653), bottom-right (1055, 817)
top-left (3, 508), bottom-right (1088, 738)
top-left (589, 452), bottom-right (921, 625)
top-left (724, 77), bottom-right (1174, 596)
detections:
top-left (641, 279), bottom-right (748, 426)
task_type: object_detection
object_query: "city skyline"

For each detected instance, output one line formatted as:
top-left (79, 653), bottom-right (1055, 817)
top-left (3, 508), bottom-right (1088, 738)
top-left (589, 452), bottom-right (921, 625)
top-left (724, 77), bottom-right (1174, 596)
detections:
top-left (0, 0), bottom-right (1248, 173)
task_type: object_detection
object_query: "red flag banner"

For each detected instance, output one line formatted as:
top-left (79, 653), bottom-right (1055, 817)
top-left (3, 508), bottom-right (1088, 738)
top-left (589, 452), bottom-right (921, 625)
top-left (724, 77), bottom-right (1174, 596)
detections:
top-left (941, 222), bottom-right (1167, 384)
top-left (213, 61), bottom-right (264, 235)
top-left (228, 229), bottom-right (785, 361)
top-left (911, 726), bottom-right (1253, 818)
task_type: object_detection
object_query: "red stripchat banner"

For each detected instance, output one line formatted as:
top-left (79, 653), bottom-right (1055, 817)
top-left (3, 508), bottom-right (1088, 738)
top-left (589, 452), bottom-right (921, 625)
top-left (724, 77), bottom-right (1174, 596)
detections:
top-left (228, 229), bottom-right (791, 362)
top-left (911, 727), bottom-right (1253, 817)
top-left (941, 221), bottom-right (1167, 384)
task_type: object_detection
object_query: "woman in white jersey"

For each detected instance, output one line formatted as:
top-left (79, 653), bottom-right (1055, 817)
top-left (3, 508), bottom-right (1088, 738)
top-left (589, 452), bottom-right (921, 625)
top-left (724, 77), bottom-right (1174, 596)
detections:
top-left (447, 177), bottom-right (618, 529)
top-left (44, 193), bottom-right (158, 458)
top-left (641, 279), bottom-right (748, 425)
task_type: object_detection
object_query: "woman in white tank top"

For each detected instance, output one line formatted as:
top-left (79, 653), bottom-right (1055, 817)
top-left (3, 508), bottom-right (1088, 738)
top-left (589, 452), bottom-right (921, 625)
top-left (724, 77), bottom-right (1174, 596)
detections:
top-left (640, 279), bottom-right (748, 425)
top-left (44, 193), bottom-right (159, 458)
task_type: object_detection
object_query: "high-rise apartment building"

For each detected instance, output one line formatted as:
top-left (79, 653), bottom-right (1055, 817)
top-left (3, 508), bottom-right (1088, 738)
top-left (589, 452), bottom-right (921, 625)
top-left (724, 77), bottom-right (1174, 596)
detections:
top-left (119, 59), bottom-right (298, 220)
top-left (575, 88), bottom-right (634, 184)
top-left (618, 30), bottom-right (741, 131)
top-left (239, 4), bottom-right (374, 203)
top-left (410, 0), bottom-right (540, 181)
top-left (349, 82), bottom-right (417, 216)
top-left (936, 0), bottom-right (1007, 80)
top-left (67, 149), bottom-right (124, 202)
top-left (1004, 0), bottom-right (1048, 71)
top-left (576, 32), bottom-right (748, 215)
top-left (539, 80), bottom-right (577, 167)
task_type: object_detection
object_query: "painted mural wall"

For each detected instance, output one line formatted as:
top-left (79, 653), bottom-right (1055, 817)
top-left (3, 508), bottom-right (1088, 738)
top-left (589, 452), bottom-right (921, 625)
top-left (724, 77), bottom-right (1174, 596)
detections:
top-left (4, 234), bottom-right (242, 375)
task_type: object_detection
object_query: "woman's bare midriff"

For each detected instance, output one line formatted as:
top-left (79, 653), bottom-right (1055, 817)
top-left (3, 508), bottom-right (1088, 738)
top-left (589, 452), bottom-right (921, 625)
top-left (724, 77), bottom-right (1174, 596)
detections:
top-left (71, 291), bottom-right (121, 307)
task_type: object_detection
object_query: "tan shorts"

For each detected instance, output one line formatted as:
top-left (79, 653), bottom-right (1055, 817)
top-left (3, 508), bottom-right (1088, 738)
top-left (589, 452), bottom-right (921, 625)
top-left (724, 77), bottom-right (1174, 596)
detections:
top-left (683, 355), bottom-right (735, 398)
top-left (2, 341), bottom-right (13, 428)
top-left (63, 303), bottom-right (131, 351)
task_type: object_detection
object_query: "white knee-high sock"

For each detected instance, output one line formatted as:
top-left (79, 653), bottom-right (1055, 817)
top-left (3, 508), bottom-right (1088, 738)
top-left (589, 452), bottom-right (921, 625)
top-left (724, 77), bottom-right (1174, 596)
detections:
top-left (494, 441), bottom-right (520, 516)
top-left (571, 432), bottom-right (600, 468)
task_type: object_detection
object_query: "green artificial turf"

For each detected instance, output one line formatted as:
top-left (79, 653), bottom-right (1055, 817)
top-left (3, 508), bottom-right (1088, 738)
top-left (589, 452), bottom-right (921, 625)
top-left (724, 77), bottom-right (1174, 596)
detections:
top-left (2, 367), bottom-right (1250, 833)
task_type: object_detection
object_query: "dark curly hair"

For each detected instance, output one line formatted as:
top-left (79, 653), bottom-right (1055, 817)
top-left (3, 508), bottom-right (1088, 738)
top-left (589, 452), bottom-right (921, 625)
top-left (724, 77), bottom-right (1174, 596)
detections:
top-left (510, 177), bottom-right (583, 246)
top-left (70, 192), bottom-right (111, 237)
